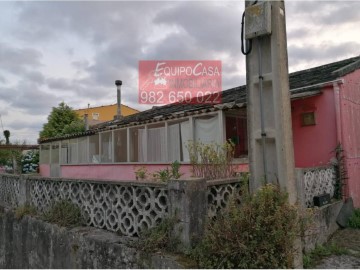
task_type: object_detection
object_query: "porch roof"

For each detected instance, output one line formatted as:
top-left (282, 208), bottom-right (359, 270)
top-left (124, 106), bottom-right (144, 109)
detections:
top-left (39, 55), bottom-right (360, 143)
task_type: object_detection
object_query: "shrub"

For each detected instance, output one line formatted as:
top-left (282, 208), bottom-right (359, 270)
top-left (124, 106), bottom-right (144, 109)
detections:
top-left (42, 200), bottom-right (84, 227)
top-left (135, 215), bottom-right (180, 253)
top-left (21, 150), bottom-right (39, 174)
top-left (187, 140), bottom-right (235, 180)
top-left (152, 161), bottom-right (183, 183)
top-left (134, 166), bottom-right (148, 180)
top-left (348, 208), bottom-right (360, 228)
top-left (191, 184), bottom-right (303, 269)
top-left (15, 204), bottom-right (37, 219)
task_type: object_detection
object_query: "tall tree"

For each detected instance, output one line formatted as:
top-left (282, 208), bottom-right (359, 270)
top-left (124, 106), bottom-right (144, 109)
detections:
top-left (3, 130), bottom-right (10, 145)
top-left (39, 102), bottom-right (85, 139)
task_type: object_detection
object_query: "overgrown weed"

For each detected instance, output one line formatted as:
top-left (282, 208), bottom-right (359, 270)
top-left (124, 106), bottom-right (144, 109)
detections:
top-left (15, 204), bottom-right (37, 219)
top-left (348, 208), bottom-right (360, 229)
top-left (303, 243), bottom-right (348, 268)
top-left (42, 200), bottom-right (84, 228)
top-left (135, 215), bottom-right (180, 253)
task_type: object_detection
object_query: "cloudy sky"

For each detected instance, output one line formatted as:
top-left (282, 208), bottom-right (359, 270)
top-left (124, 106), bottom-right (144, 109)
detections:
top-left (0, 1), bottom-right (359, 144)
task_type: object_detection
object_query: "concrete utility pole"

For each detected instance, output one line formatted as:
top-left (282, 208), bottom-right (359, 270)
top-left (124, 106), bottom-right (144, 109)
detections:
top-left (244, 0), bottom-right (297, 204)
top-left (244, 2), bottom-right (302, 267)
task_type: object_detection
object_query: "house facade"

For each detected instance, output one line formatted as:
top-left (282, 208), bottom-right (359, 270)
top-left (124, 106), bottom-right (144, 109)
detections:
top-left (74, 104), bottom-right (139, 126)
top-left (39, 56), bottom-right (360, 207)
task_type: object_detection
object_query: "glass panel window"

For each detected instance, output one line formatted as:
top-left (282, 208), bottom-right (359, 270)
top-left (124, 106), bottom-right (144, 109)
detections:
top-left (89, 134), bottom-right (100, 163)
top-left (114, 129), bottom-right (127, 162)
top-left (68, 139), bottom-right (78, 164)
top-left (130, 127), bottom-right (145, 162)
top-left (168, 119), bottom-right (190, 162)
top-left (92, 113), bottom-right (100, 120)
top-left (194, 115), bottom-right (219, 144)
top-left (147, 123), bottom-right (166, 162)
top-left (100, 131), bottom-right (113, 163)
top-left (60, 141), bottom-right (68, 164)
top-left (40, 144), bottom-right (50, 164)
top-left (78, 137), bottom-right (88, 164)
top-left (51, 143), bottom-right (60, 164)
top-left (225, 115), bottom-right (248, 158)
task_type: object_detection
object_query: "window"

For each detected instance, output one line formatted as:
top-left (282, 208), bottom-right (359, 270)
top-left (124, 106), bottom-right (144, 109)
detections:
top-left (51, 143), bottom-right (60, 164)
top-left (301, 112), bottom-right (316, 126)
top-left (100, 131), bottom-right (113, 163)
top-left (92, 113), bottom-right (100, 120)
top-left (168, 120), bottom-right (190, 162)
top-left (147, 123), bottom-right (166, 162)
top-left (225, 115), bottom-right (248, 158)
top-left (78, 137), bottom-right (88, 163)
top-left (89, 134), bottom-right (100, 163)
top-left (40, 144), bottom-right (50, 164)
top-left (114, 129), bottom-right (127, 162)
top-left (68, 139), bottom-right (78, 164)
top-left (194, 115), bottom-right (220, 144)
top-left (129, 127), bottom-right (145, 162)
top-left (60, 141), bottom-right (68, 164)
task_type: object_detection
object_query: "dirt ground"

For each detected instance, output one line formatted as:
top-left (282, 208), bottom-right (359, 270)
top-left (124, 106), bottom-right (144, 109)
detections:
top-left (315, 228), bottom-right (360, 269)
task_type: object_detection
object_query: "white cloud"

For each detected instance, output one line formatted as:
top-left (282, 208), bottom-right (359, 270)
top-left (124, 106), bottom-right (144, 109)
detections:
top-left (0, 1), bottom-right (359, 143)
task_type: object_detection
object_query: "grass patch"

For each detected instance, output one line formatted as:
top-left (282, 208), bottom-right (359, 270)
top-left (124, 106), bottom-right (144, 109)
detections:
top-left (15, 204), bottom-right (37, 219)
top-left (42, 200), bottom-right (84, 228)
top-left (303, 243), bottom-right (349, 268)
top-left (348, 208), bottom-right (360, 229)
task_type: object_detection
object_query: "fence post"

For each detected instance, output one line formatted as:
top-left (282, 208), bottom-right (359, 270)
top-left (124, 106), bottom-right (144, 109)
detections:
top-left (18, 175), bottom-right (30, 206)
top-left (168, 178), bottom-right (207, 250)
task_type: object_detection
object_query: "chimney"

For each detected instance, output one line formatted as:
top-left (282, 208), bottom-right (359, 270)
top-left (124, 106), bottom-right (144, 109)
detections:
top-left (84, 113), bottom-right (89, 131)
top-left (115, 80), bottom-right (123, 120)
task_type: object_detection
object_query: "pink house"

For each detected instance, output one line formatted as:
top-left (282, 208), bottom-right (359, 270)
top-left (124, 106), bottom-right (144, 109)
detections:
top-left (39, 56), bottom-right (360, 207)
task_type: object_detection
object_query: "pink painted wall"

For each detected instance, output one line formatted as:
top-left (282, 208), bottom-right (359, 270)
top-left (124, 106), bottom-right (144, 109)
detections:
top-left (291, 87), bottom-right (338, 168)
top-left (39, 164), bottom-right (50, 177)
top-left (339, 70), bottom-right (360, 207)
top-left (59, 163), bottom-right (249, 181)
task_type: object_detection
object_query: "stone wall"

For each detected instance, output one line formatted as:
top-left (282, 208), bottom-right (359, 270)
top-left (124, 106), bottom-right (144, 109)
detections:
top-left (0, 209), bottom-right (188, 269)
top-left (303, 200), bottom-right (343, 252)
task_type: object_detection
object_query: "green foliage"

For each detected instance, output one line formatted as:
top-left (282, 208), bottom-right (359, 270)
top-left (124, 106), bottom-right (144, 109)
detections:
top-left (42, 200), bottom-right (84, 227)
top-left (303, 243), bottom-right (348, 268)
top-left (3, 130), bottom-right (10, 145)
top-left (39, 102), bottom-right (85, 139)
top-left (21, 150), bottom-right (39, 174)
top-left (15, 204), bottom-right (37, 219)
top-left (171, 160), bottom-right (182, 179)
top-left (187, 140), bottom-right (235, 180)
top-left (135, 215), bottom-right (180, 253)
top-left (152, 161), bottom-right (183, 182)
top-left (348, 208), bottom-right (360, 228)
top-left (190, 184), bottom-right (303, 269)
top-left (134, 166), bottom-right (148, 180)
top-left (0, 147), bottom-right (23, 174)
top-left (153, 168), bottom-right (171, 183)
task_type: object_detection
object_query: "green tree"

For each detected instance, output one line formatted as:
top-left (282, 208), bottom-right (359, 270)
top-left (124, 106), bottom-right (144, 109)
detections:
top-left (3, 130), bottom-right (10, 145)
top-left (39, 102), bottom-right (85, 139)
